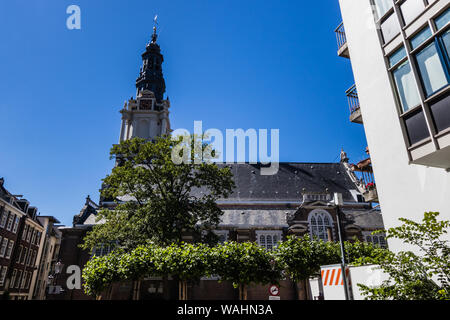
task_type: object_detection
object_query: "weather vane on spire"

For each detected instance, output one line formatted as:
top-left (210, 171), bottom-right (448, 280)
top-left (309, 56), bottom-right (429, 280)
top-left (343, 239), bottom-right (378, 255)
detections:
top-left (151, 15), bottom-right (158, 44)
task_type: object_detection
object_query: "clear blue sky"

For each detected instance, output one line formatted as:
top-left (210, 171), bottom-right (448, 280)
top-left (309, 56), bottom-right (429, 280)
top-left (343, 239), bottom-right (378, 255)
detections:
top-left (0, 0), bottom-right (367, 226)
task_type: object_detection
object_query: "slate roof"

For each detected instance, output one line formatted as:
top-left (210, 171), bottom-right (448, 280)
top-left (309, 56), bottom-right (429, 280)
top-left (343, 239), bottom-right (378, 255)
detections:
top-left (343, 209), bottom-right (384, 230)
top-left (78, 162), bottom-right (364, 226)
top-left (215, 162), bottom-right (358, 202)
top-left (219, 209), bottom-right (295, 228)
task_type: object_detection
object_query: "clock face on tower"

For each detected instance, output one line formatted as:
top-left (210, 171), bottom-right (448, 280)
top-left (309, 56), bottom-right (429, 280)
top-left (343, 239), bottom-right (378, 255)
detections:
top-left (140, 100), bottom-right (152, 110)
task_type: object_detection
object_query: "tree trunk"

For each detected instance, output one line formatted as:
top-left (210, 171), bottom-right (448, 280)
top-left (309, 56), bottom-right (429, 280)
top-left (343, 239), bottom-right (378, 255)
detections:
top-left (108, 285), bottom-right (114, 300)
top-left (163, 275), bottom-right (170, 300)
top-left (304, 279), bottom-right (311, 300)
top-left (297, 280), bottom-right (307, 300)
top-left (292, 280), bottom-right (299, 300)
top-left (136, 280), bottom-right (141, 300)
top-left (132, 280), bottom-right (141, 300)
top-left (239, 284), bottom-right (247, 300)
top-left (178, 280), bottom-right (188, 300)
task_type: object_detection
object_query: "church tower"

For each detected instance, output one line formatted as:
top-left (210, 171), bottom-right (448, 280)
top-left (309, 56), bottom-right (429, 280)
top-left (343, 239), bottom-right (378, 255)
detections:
top-left (119, 22), bottom-right (171, 142)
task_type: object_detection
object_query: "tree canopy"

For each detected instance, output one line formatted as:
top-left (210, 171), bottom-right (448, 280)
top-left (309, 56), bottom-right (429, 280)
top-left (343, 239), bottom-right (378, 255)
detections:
top-left (359, 212), bottom-right (450, 300)
top-left (82, 237), bottom-right (389, 298)
top-left (81, 136), bottom-right (235, 251)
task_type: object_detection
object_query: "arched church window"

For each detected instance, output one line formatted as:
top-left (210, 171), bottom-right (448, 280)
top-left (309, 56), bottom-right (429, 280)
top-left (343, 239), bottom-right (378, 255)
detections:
top-left (308, 210), bottom-right (334, 242)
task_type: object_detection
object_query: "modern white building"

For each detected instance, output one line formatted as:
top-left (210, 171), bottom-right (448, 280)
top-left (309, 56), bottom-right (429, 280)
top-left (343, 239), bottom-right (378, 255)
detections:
top-left (336, 0), bottom-right (450, 251)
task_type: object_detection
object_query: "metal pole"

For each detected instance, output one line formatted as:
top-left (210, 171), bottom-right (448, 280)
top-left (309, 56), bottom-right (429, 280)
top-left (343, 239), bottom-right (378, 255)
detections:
top-left (334, 193), bottom-right (350, 300)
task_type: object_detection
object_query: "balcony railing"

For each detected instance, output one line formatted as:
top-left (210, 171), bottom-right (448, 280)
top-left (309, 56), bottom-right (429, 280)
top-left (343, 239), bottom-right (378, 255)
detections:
top-left (346, 84), bottom-right (363, 124)
top-left (335, 22), bottom-right (350, 58)
top-left (350, 157), bottom-right (378, 203)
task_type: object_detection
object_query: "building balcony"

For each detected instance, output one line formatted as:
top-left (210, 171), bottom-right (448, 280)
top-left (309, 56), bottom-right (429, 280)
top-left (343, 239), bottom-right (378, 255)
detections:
top-left (346, 84), bottom-right (363, 124)
top-left (335, 22), bottom-right (350, 59)
top-left (350, 153), bottom-right (379, 203)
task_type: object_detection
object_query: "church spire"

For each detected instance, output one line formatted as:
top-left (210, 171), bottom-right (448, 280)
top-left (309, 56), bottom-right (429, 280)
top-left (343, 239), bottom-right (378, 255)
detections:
top-left (119, 18), bottom-right (171, 143)
top-left (136, 15), bottom-right (166, 103)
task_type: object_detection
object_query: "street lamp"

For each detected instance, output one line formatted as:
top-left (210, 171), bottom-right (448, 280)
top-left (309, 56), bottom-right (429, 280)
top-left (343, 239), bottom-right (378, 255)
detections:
top-left (48, 261), bottom-right (64, 297)
top-left (55, 261), bottom-right (64, 274)
top-left (334, 193), bottom-right (351, 300)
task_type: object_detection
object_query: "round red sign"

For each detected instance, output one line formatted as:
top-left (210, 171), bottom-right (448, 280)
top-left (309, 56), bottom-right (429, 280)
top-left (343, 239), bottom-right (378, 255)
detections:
top-left (269, 285), bottom-right (280, 296)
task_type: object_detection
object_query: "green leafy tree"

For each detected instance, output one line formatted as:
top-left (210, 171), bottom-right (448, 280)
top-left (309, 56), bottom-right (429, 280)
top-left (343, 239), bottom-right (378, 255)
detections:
top-left (210, 242), bottom-right (282, 300)
top-left (81, 135), bottom-right (235, 251)
top-left (83, 251), bottom-right (123, 298)
top-left (83, 245), bottom-right (169, 299)
top-left (159, 243), bottom-right (211, 300)
top-left (275, 235), bottom-right (391, 300)
top-left (359, 212), bottom-right (450, 300)
top-left (82, 238), bottom-right (392, 300)
top-left (344, 239), bottom-right (392, 266)
top-left (275, 235), bottom-right (340, 299)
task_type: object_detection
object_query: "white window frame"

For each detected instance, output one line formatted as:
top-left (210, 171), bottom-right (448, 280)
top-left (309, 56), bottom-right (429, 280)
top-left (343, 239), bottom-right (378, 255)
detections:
top-left (22, 225), bottom-right (28, 240)
top-left (363, 231), bottom-right (388, 248)
top-left (21, 247), bottom-right (28, 264)
top-left (31, 250), bottom-right (37, 267)
top-left (27, 227), bottom-right (32, 242)
top-left (6, 213), bottom-right (14, 231)
top-left (12, 216), bottom-right (20, 233)
top-left (21, 271), bottom-right (28, 289)
top-left (15, 270), bottom-right (22, 289)
top-left (308, 209), bottom-right (334, 242)
top-left (5, 240), bottom-right (14, 259)
top-left (92, 243), bottom-right (115, 257)
top-left (36, 232), bottom-right (41, 245)
top-left (212, 230), bottom-right (229, 244)
top-left (0, 209), bottom-right (7, 228)
top-left (26, 249), bottom-right (33, 266)
top-left (26, 270), bottom-right (32, 289)
top-left (0, 238), bottom-right (8, 257)
top-left (255, 230), bottom-right (283, 250)
top-left (17, 245), bottom-right (23, 264)
top-left (10, 269), bottom-right (17, 288)
top-left (31, 230), bottom-right (36, 244)
top-left (0, 266), bottom-right (7, 287)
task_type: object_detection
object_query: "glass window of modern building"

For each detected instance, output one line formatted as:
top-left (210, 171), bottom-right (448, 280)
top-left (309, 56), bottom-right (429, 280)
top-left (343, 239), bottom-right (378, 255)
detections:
top-left (390, 47), bottom-right (421, 112)
top-left (400, 0), bottom-right (426, 26)
top-left (374, 0), bottom-right (394, 19)
top-left (404, 109), bottom-right (430, 145)
top-left (410, 27), bottom-right (432, 50)
top-left (381, 13), bottom-right (401, 43)
top-left (435, 7), bottom-right (450, 30)
top-left (415, 41), bottom-right (449, 97)
top-left (389, 46), bottom-right (407, 67)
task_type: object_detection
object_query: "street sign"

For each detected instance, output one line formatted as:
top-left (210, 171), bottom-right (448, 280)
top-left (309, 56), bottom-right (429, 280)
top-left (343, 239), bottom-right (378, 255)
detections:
top-left (269, 285), bottom-right (280, 296)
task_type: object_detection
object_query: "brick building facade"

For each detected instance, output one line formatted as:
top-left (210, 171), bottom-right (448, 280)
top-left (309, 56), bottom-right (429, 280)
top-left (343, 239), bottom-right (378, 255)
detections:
top-left (0, 178), bottom-right (61, 300)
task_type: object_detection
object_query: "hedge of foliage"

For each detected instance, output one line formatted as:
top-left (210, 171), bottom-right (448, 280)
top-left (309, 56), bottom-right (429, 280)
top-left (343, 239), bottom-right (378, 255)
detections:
top-left (82, 236), bottom-right (390, 297)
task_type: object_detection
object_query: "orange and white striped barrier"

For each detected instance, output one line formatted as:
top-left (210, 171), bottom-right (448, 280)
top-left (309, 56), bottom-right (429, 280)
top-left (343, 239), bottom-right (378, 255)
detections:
top-left (320, 265), bottom-right (352, 300)
top-left (321, 267), bottom-right (350, 286)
